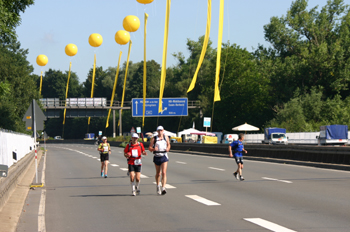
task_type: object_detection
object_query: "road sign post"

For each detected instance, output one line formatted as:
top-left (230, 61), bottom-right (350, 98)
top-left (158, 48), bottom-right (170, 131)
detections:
top-left (23, 99), bottom-right (47, 187)
top-left (132, 98), bottom-right (188, 117)
top-left (203, 117), bottom-right (211, 133)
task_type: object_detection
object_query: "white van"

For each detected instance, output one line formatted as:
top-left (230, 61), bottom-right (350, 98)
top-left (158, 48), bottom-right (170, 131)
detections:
top-left (223, 134), bottom-right (238, 144)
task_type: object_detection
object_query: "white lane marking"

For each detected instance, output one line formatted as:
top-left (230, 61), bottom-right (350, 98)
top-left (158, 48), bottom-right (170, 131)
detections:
top-left (262, 177), bottom-right (292, 184)
top-left (208, 167), bottom-right (225, 171)
top-left (38, 152), bottom-right (47, 232)
top-left (97, 159), bottom-right (100, 161)
top-left (174, 152), bottom-right (350, 174)
top-left (120, 168), bottom-right (128, 171)
top-left (92, 157), bottom-right (97, 159)
top-left (176, 161), bottom-right (187, 164)
top-left (244, 218), bottom-right (297, 232)
top-left (185, 195), bottom-right (220, 206)
top-left (140, 174), bottom-right (149, 178)
top-left (153, 182), bottom-right (176, 189)
top-left (111, 164), bottom-right (119, 167)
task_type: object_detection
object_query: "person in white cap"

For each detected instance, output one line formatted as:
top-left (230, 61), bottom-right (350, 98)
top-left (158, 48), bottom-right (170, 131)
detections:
top-left (149, 125), bottom-right (171, 195)
top-left (97, 136), bottom-right (111, 178)
top-left (124, 133), bottom-right (147, 196)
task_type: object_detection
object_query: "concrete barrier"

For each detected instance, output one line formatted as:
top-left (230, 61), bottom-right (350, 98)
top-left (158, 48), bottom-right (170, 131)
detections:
top-left (0, 150), bottom-right (35, 211)
top-left (44, 140), bottom-right (350, 170)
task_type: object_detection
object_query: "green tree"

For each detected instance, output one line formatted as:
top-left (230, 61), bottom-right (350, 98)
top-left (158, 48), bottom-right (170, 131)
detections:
top-left (261, 0), bottom-right (350, 101)
top-left (41, 69), bottom-right (82, 99)
top-left (267, 87), bottom-right (350, 131)
top-left (0, 0), bottom-right (34, 44)
top-left (0, 42), bottom-right (40, 131)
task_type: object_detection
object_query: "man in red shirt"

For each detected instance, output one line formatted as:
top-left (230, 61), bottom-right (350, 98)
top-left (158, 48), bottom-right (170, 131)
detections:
top-left (124, 133), bottom-right (147, 196)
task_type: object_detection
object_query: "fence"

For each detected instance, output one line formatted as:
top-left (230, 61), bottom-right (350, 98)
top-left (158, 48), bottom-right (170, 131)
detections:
top-left (0, 129), bottom-right (34, 167)
top-left (244, 131), bottom-right (350, 144)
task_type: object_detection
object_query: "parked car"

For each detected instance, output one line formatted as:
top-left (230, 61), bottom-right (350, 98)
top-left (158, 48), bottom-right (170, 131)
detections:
top-left (54, 136), bottom-right (63, 140)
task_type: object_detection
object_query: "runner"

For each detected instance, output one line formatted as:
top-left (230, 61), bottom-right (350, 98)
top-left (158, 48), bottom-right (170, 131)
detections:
top-left (149, 126), bottom-right (171, 195)
top-left (228, 133), bottom-right (247, 181)
top-left (124, 133), bottom-right (147, 196)
top-left (97, 136), bottom-right (111, 178)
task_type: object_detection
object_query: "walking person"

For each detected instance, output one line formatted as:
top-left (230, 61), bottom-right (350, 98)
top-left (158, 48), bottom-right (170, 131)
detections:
top-left (228, 133), bottom-right (247, 181)
top-left (149, 126), bottom-right (171, 195)
top-left (124, 133), bottom-right (147, 196)
top-left (97, 136), bottom-right (111, 178)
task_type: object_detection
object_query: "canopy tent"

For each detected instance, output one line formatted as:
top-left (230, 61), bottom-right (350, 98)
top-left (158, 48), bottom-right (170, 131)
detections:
top-left (151, 130), bottom-right (176, 137)
top-left (190, 131), bottom-right (216, 136)
top-left (177, 128), bottom-right (201, 137)
top-left (232, 123), bottom-right (259, 132)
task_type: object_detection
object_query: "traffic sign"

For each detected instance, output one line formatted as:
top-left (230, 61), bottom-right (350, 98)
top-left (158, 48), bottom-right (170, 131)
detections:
top-left (203, 117), bottom-right (211, 127)
top-left (136, 127), bottom-right (141, 133)
top-left (130, 127), bottom-right (136, 133)
top-left (22, 100), bottom-right (47, 131)
top-left (132, 98), bottom-right (188, 117)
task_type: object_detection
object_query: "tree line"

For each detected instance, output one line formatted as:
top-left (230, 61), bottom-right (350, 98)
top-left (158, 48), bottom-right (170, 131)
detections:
top-left (1, 0), bottom-right (350, 139)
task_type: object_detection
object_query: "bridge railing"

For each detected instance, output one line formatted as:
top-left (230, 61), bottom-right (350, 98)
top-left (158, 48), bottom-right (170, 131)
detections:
top-left (40, 98), bottom-right (200, 109)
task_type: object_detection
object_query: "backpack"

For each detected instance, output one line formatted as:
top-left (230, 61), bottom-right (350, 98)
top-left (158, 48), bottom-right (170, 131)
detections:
top-left (153, 135), bottom-right (167, 155)
top-left (128, 142), bottom-right (143, 152)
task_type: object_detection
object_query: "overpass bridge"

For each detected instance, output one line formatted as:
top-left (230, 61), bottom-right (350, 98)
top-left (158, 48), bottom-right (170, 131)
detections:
top-left (40, 98), bottom-right (202, 136)
top-left (40, 98), bottom-right (201, 118)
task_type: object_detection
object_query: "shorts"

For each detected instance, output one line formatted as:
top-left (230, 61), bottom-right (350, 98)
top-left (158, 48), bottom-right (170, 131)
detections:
top-left (153, 155), bottom-right (169, 166)
top-left (234, 156), bottom-right (243, 164)
top-left (100, 153), bottom-right (109, 162)
top-left (128, 164), bottom-right (142, 172)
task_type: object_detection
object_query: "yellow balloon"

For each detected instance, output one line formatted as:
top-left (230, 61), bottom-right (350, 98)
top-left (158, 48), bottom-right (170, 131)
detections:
top-left (89, 33), bottom-right (103, 47)
top-left (123, 15), bottom-right (140, 32)
top-left (36, 55), bottom-right (48, 66)
top-left (65, 44), bottom-right (78, 56)
top-left (136, 0), bottom-right (154, 4)
top-left (115, 30), bottom-right (130, 45)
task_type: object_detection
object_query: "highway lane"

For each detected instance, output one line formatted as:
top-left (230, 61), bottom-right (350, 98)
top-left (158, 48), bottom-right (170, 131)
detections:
top-left (17, 144), bottom-right (350, 232)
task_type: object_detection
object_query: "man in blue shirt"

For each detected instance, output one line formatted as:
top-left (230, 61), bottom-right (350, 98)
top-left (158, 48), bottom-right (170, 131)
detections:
top-left (228, 133), bottom-right (247, 181)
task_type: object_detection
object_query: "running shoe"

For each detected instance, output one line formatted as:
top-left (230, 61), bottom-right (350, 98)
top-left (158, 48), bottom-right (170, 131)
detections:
top-left (104, 175), bottom-right (108, 178)
top-left (233, 172), bottom-right (239, 180)
top-left (132, 190), bottom-right (136, 196)
top-left (157, 186), bottom-right (161, 195)
top-left (161, 188), bottom-right (167, 195)
top-left (101, 172), bottom-right (104, 177)
top-left (127, 172), bottom-right (129, 176)
top-left (240, 176), bottom-right (245, 181)
top-left (136, 187), bottom-right (140, 195)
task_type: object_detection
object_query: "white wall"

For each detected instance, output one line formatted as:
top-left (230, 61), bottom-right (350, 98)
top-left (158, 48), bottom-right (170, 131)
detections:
top-left (244, 131), bottom-right (350, 144)
top-left (0, 130), bottom-right (34, 167)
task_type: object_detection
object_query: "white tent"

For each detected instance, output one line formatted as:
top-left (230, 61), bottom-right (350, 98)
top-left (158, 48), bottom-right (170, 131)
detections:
top-left (152, 130), bottom-right (176, 137)
top-left (177, 128), bottom-right (201, 138)
top-left (232, 123), bottom-right (259, 131)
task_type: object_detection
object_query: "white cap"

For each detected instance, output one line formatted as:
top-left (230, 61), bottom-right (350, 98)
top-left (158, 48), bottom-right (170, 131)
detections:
top-left (132, 133), bottom-right (139, 138)
top-left (156, 125), bottom-right (164, 131)
top-left (102, 136), bottom-right (107, 140)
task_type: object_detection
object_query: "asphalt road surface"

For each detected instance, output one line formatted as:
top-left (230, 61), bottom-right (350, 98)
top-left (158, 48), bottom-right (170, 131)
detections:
top-left (17, 144), bottom-right (350, 232)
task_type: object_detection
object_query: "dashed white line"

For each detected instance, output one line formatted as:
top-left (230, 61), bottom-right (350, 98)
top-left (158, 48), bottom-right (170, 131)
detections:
top-left (140, 174), bottom-right (149, 178)
top-left (176, 161), bottom-right (187, 164)
top-left (262, 177), bottom-right (292, 184)
top-left (111, 164), bottom-right (119, 167)
top-left (185, 195), bottom-right (220, 206)
top-left (120, 168), bottom-right (128, 171)
top-left (209, 167), bottom-right (225, 171)
top-left (244, 218), bottom-right (297, 232)
top-left (153, 182), bottom-right (176, 189)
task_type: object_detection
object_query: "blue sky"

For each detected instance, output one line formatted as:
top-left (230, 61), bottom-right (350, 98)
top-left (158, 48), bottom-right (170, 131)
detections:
top-left (16, 0), bottom-right (337, 83)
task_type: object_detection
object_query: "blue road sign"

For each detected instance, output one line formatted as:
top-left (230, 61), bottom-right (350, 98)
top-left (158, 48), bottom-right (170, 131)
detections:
top-left (132, 98), bottom-right (188, 117)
